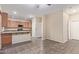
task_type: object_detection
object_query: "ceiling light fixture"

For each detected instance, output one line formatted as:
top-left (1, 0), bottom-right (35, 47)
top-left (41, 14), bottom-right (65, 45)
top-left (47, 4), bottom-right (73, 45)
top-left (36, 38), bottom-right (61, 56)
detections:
top-left (47, 4), bottom-right (52, 6)
top-left (36, 4), bottom-right (52, 8)
top-left (72, 9), bottom-right (76, 13)
top-left (13, 11), bottom-right (17, 14)
top-left (36, 5), bottom-right (40, 8)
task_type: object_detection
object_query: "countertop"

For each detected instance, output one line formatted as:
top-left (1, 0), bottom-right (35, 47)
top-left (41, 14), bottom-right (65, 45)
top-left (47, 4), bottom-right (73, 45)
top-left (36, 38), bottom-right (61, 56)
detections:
top-left (1, 30), bottom-right (31, 34)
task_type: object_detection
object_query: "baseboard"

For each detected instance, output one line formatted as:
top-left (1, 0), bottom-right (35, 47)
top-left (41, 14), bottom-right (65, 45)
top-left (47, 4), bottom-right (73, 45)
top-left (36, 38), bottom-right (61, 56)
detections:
top-left (45, 39), bottom-right (67, 43)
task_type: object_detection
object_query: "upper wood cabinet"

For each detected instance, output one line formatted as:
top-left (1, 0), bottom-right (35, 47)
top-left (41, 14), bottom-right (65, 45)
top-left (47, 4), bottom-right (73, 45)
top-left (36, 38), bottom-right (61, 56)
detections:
top-left (0, 12), bottom-right (32, 28)
top-left (7, 19), bottom-right (32, 28)
top-left (19, 21), bottom-right (31, 28)
top-left (1, 12), bottom-right (8, 27)
top-left (7, 20), bottom-right (18, 27)
top-left (19, 21), bottom-right (32, 28)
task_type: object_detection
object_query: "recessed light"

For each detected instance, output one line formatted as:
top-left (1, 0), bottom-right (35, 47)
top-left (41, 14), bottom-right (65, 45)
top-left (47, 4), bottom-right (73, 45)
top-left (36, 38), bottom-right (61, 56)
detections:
top-left (27, 15), bottom-right (34, 18)
top-left (72, 9), bottom-right (76, 13)
top-left (13, 11), bottom-right (17, 14)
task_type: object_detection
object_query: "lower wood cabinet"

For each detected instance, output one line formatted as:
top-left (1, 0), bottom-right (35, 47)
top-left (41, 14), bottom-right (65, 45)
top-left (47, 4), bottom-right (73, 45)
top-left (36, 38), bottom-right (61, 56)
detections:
top-left (1, 33), bottom-right (12, 47)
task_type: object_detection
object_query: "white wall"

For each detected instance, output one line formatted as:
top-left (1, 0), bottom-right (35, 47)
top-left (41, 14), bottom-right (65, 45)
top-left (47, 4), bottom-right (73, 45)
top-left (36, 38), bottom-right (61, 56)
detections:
top-left (42, 16), bottom-right (47, 39)
top-left (63, 12), bottom-right (69, 42)
top-left (43, 9), bottom-right (69, 43)
top-left (32, 17), bottom-right (36, 37)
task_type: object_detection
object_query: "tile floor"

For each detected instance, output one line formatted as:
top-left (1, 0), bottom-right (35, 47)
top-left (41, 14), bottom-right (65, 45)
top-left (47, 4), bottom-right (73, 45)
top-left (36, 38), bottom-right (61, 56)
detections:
top-left (0, 38), bottom-right (79, 54)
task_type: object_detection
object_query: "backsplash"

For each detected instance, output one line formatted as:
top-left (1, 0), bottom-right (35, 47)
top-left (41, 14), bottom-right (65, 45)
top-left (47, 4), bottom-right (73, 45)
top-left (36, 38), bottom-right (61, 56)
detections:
top-left (3, 27), bottom-right (31, 31)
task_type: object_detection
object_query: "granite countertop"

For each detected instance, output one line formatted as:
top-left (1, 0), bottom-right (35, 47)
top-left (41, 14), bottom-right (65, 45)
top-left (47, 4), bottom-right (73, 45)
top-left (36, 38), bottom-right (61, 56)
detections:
top-left (1, 30), bottom-right (31, 34)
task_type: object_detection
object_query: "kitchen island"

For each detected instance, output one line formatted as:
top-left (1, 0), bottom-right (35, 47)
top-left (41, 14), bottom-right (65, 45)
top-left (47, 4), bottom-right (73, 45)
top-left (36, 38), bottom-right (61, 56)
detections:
top-left (1, 30), bottom-right (31, 48)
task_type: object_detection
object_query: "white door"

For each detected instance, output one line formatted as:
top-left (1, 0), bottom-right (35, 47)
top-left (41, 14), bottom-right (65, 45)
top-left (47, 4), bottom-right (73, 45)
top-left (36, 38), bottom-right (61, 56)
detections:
top-left (70, 21), bottom-right (79, 40)
top-left (32, 17), bottom-right (43, 37)
top-left (36, 22), bottom-right (42, 37)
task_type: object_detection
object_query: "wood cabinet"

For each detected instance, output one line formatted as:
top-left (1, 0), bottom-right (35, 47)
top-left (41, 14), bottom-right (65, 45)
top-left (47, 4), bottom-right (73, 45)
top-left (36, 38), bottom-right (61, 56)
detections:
top-left (1, 12), bottom-right (8, 27)
top-left (1, 33), bottom-right (12, 47)
top-left (28, 21), bottom-right (32, 28)
top-left (19, 21), bottom-right (30, 28)
top-left (7, 20), bottom-right (18, 27)
top-left (7, 19), bottom-right (32, 28)
top-left (0, 12), bottom-right (32, 28)
top-left (20, 21), bottom-right (31, 28)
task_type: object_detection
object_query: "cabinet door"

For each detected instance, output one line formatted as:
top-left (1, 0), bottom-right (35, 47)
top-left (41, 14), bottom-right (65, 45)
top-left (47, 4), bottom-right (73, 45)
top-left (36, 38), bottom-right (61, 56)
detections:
top-left (1, 12), bottom-right (8, 27)
top-left (12, 34), bottom-right (31, 44)
top-left (1, 34), bottom-right (12, 47)
top-left (12, 21), bottom-right (18, 27)
top-left (28, 22), bottom-right (32, 28)
top-left (8, 20), bottom-right (19, 27)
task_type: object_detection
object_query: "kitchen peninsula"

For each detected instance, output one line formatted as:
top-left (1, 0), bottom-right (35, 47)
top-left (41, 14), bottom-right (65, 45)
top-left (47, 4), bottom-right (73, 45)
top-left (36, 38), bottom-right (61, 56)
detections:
top-left (0, 11), bottom-right (32, 49)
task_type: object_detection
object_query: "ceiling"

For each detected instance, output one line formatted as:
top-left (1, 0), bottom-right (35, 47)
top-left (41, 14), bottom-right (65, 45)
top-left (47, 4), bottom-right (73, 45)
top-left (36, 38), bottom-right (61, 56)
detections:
top-left (0, 4), bottom-right (79, 19)
top-left (0, 4), bottom-right (65, 19)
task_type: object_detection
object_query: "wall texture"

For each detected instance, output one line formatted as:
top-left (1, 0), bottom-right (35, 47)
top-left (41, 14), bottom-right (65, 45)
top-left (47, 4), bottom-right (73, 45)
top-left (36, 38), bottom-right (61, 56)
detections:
top-left (43, 9), bottom-right (69, 43)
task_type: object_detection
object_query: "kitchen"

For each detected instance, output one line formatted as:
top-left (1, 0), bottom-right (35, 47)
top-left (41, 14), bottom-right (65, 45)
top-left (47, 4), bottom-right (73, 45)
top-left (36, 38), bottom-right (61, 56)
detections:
top-left (0, 11), bottom-right (32, 49)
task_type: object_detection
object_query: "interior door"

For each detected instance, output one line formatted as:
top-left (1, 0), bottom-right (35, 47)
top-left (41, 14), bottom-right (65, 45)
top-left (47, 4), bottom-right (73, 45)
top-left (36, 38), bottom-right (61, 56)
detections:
top-left (36, 22), bottom-right (42, 37)
top-left (70, 21), bottom-right (79, 40)
top-left (35, 17), bottom-right (42, 37)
